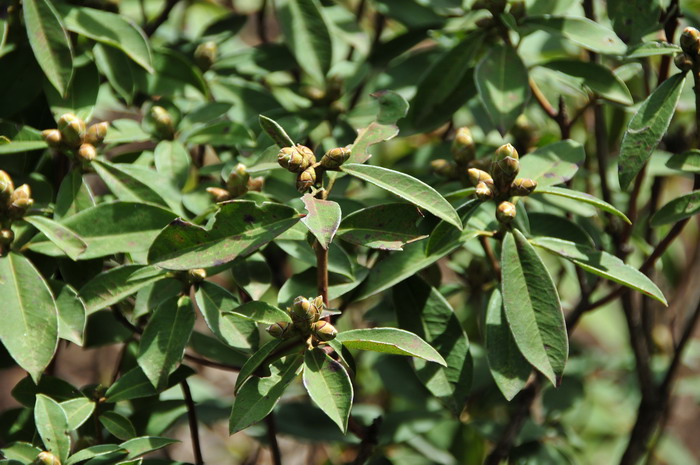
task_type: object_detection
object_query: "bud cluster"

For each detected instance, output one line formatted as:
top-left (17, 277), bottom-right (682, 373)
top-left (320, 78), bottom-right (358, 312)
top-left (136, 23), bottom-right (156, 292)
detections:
top-left (206, 163), bottom-right (264, 203)
top-left (276, 144), bottom-right (340, 193)
top-left (431, 127), bottom-right (476, 180)
top-left (677, 27), bottom-right (700, 72)
top-left (31, 451), bottom-right (60, 465)
top-left (42, 113), bottom-right (108, 164)
top-left (267, 295), bottom-right (337, 344)
top-left (0, 170), bottom-right (33, 254)
top-left (466, 143), bottom-right (537, 225)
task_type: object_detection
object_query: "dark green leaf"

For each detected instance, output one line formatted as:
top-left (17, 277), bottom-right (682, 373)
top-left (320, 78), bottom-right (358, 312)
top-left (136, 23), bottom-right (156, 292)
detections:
top-left (521, 16), bottom-right (627, 55)
top-left (277, 0), bottom-right (332, 85)
top-left (193, 281), bottom-right (258, 351)
top-left (485, 289), bottom-right (530, 401)
top-left (650, 190), bottom-right (700, 226)
top-left (341, 164), bottom-right (461, 229)
top-left (93, 43), bottom-right (138, 104)
top-left (92, 160), bottom-right (169, 208)
top-left (531, 237), bottom-right (667, 305)
top-left (475, 44), bottom-right (530, 134)
top-left (517, 140), bottom-right (585, 187)
top-left (300, 194), bottom-right (341, 249)
top-left (23, 0), bottom-right (73, 96)
top-left (44, 62), bottom-right (99, 121)
top-left (23, 215), bottom-right (87, 260)
top-left (259, 115), bottom-right (295, 148)
top-left (60, 397), bottom-right (94, 430)
top-left (0, 252), bottom-right (58, 382)
top-left (231, 253), bottom-right (272, 300)
top-left (336, 328), bottom-right (446, 365)
top-left (34, 394), bottom-right (70, 463)
top-left (65, 445), bottom-right (127, 465)
top-left (137, 296), bottom-right (195, 390)
top-left (336, 203), bottom-right (428, 250)
top-left (618, 73), bottom-right (685, 189)
top-left (608, 0), bottom-right (661, 45)
top-left (394, 277), bottom-right (471, 413)
top-left (60, 6), bottom-right (153, 72)
top-left (230, 301), bottom-right (291, 325)
top-left (54, 168), bottom-right (95, 220)
top-left (120, 436), bottom-right (179, 460)
top-left (28, 202), bottom-right (177, 260)
top-left (79, 265), bottom-right (167, 315)
top-left (303, 348), bottom-right (353, 433)
top-left (532, 186), bottom-right (631, 223)
top-left (148, 200), bottom-right (300, 270)
top-left (541, 60), bottom-right (632, 105)
top-left (230, 356), bottom-right (303, 434)
top-left (527, 212), bottom-right (594, 246)
top-left (154, 141), bottom-right (191, 189)
top-left (0, 140), bottom-right (48, 155)
top-left (99, 411), bottom-right (136, 441)
top-left (665, 149), bottom-right (700, 173)
top-left (501, 230), bottom-right (568, 385)
top-left (105, 366), bottom-right (195, 402)
top-left (234, 339), bottom-right (284, 394)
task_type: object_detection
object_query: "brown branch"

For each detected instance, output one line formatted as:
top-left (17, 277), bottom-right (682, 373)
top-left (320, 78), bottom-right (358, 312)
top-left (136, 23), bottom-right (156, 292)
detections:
top-left (351, 417), bottom-right (382, 465)
top-left (479, 235), bottom-right (501, 278)
top-left (314, 241), bottom-right (329, 306)
top-left (265, 413), bottom-right (283, 465)
top-left (181, 379), bottom-right (204, 465)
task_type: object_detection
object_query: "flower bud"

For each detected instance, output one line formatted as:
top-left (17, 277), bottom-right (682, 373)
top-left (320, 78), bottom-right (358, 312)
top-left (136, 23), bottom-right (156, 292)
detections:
top-left (8, 184), bottom-right (33, 219)
top-left (278, 146), bottom-right (304, 172)
top-left (496, 201), bottom-right (516, 224)
top-left (78, 143), bottom-right (97, 162)
top-left (431, 159), bottom-right (456, 178)
top-left (475, 181), bottom-right (494, 200)
top-left (310, 295), bottom-right (324, 317)
top-left (194, 41), bottom-right (218, 71)
top-left (451, 127), bottom-right (476, 165)
top-left (267, 321), bottom-right (295, 339)
top-left (675, 53), bottom-right (693, 72)
top-left (320, 147), bottom-right (350, 170)
top-left (206, 187), bottom-right (231, 203)
top-left (41, 129), bottom-right (62, 148)
top-left (289, 296), bottom-right (319, 327)
top-left (0, 228), bottom-right (13, 246)
top-left (85, 122), bottom-right (109, 145)
top-left (491, 143), bottom-right (519, 190)
top-left (296, 166), bottom-right (316, 192)
top-left (57, 113), bottom-right (86, 147)
top-left (311, 320), bottom-right (337, 342)
top-left (297, 144), bottom-right (316, 170)
top-left (226, 163), bottom-right (250, 198)
top-left (247, 176), bottom-right (264, 192)
top-left (31, 451), bottom-right (61, 465)
top-left (0, 170), bottom-right (14, 204)
top-left (510, 178), bottom-right (537, 196)
top-left (188, 268), bottom-right (207, 283)
top-left (467, 168), bottom-right (494, 188)
top-left (681, 27), bottom-right (700, 56)
top-left (150, 106), bottom-right (175, 139)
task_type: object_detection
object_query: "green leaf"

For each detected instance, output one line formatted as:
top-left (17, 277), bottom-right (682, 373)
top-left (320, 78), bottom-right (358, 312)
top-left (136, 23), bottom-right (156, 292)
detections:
top-left (501, 230), bottom-right (568, 385)
top-left (277, 0), bottom-right (332, 85)
top-left (66, 445), bottom-right (127, 465)
top-left (120, 436), bottom-right (179, 460)
top-left (0, 140), bottom-right (48, 155)
top-left (618, 73), bottom-right (686, 190)
top-left (34, 394), bottom-right (71, 463)
top-left (341, 164), bottom-right (461, 229)
top-left (23, 215), bottom-right (87, 260)
top-left (137, 296), bottom-right (195, 390)
top-left (44, 62), bottom-right (100, 121)
top-left (234, 339), bottom-right (284, 394)
top-left (424, 199), bottom-right (481, 256)
top-left (230, 356), bottom-right (303, 434)
top-left (148, 200), bottom-right (301, 270)
top-left (626, 41), bottom-right (681, 58)
top-left (278, 268), bottom-right (367, 307)
top-left (0, 443), bottom-right (42, 463)
top-left (54, 168), bottom-right (95, 220)
top-left (650, 190), bottom-right (700, 226)
top-left (475, 44), bottom-right (530, 135)
top-left (374, 90), bottom-right (410, 125)
top-left (521, 16), bottom-right (627, 55)
top-left (405, 33), bottom-right (482, 133)
top-left (79, 265), bottom-right (167, 315)
top-left (23, 0), bottom-right (73, 96)
top-left (193, 281), bottom-right (258, 351)
top-left (303, 348), bottom-right (353, 433)
top-left (154, 141), bottom-right (191, 189)
top-left (528, 212), bottom-right (594, 246)
top-left (92, 160), bottom-right (169, 208)
top-left (231, 253), bottom-right (272, 300)
top-left (0, 252), bottom-right (58, 383)
top-left (230, 301), bottom-right (291, 325)
top-left (336, 203), bottom-right (428, 250)
top-left (259, 115), bottom-right (295, 148)
top-left (52, 281), bottom-right (86, 346)
top-left (60, 397), bottom-right (95, 430)
top-left (607, 0), bottom-right (661, 45)
top-left (28, 202), bottom-right (177, 260)
top-left (60, 6), bottom-right (153, 72)
top-left (666, 149), bottom-right (700, 173)
top-left (348, 123), bottom-right (399, 165)
top-left (517, 140), bottom-right (585, 187)
top-left (93, 43), bottom-right (138, 104)
top-left (105, 366), bottom-right (194, 402)
top-left (99, 411), bottom-right (136, 441)
top-left (541, 59), bottom-right (632, 105)
top-left (531, 237), bottom-right (667, 305)
top-left (485, 289), bottom-right (530, 401)
top-left (336, 328), bottom-right (446, 366)
top-left (393, 277), bottom-right (471, 413)
top-left (532, 186), bottom-right (631, 224)
top-left (300, 194), bottom-right (341, 249)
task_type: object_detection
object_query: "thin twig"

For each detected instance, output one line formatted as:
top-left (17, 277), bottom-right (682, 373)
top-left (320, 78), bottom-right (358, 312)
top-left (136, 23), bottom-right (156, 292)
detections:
top-left (181, 379), bottom-right (204, 465)
top-left (265, 414), bottom-right (283, 465)
top-left (479, 235), bottom-right (501, 278)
